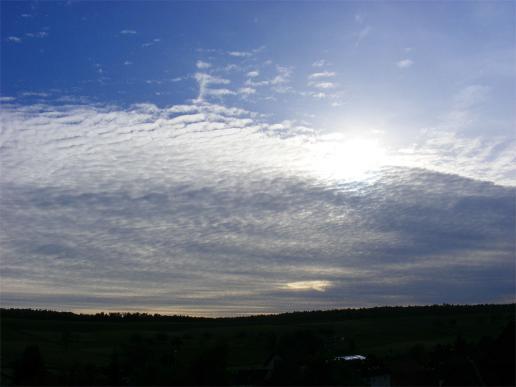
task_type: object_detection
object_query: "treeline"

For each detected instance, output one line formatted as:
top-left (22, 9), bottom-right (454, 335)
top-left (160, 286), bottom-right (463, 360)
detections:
top-left (232, 303), bottom-right (515, 324)
top-left (0, 308), bottom-right (207, 322)
top-left (1, 303), bottom-right (514, 323)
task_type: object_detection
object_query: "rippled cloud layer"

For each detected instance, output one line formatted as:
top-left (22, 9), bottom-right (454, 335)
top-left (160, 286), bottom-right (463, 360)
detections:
top-left (0, 102), bottom-right (514, 315)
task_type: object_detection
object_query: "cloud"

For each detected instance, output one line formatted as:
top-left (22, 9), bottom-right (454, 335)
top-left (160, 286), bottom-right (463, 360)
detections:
top-left (0, 96), bottom-right (16, 102)
top-left (7, 32), bottom-right (49, 43)
top-left (397, 59), bottom-right (414, 68)
top-left (355, 26), bottom-right (371, 47)
top-left (196, 60), bottom-right (212, 69)
top-left (311, 92), bottom-right (327, 99)
top-left (239, 87), bottom-right (256, 95)
top-left (25, 32), bottom-right (48, 38)
top-left (205, 88), bottom-right (235, 97)
top-left (388, 83), bottom-right (515, 185)
top-left (0, 101), bottom-right (513, 315)
top-left (284, 281), bottom-right (332, 292)
top-left (309, 81), bottom-right (336, 89)
top-left (142, 38), bottom-right (161, 48)
top-left (353, 10), bottom-right (369, 48)
top-left (222, 64), bottom-right (240, 72)
top-left (271, 65), bottom-right (292, 85)
top-left (312, 59), bottom-right (329, 67)
top-left (20, 92), bottom-right (49, 97)
top-left (194, 73), bottom-right (230, 86)
top-left (124, 61), bottom-right (133, 65)
top-left (452, 84), bottom-right (489, 109)
top-left (394, 130), bottom-right (516, 185)
top-left (227, 46), bottom-right (264, 58)
top-left (247, 70), bottom-right (259, 78)
top-left (94, 63), bottom-right (104, 75)
top-left (194, 73), bottom-right (232, 101)
top-left (7, 36), bottom-right (22, 43)
top-left (308, 71), bottom-right (336, 79)
top-left (355, 13), bottom-right (365, 24)
top-left (243, 66), bottom-right (293, 94)
top-left (228, 51), bottom-right (252, 57)
top-left (436, 84), bottom-right (491, 133)
top-left (120, 29), bottom-right (137, 35)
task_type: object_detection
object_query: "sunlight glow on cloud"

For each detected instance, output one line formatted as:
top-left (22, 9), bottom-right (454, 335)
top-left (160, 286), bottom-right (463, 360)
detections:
top-left (284, 281), bottom-right (332, 292)
top-left (309, 136), bottom-right (388, 181)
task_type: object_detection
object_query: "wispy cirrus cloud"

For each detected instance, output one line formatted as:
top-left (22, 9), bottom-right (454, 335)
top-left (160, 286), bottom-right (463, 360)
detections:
top-left (395, 132), bottom-right (516, 186)
top-left (439, 84), bottom-right (491, 133)
top-left (353, 11), bottom-right (371, 47)
top-left (355, 26), bottom-right (371, 47)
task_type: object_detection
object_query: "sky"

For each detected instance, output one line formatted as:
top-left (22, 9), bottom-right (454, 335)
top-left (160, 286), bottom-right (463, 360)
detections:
top-left (0, 1), bottom-right (515, 316)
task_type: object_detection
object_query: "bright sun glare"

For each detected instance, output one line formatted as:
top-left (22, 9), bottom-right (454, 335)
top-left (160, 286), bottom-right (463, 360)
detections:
top-left (306, 134), bottom-right (388, 181)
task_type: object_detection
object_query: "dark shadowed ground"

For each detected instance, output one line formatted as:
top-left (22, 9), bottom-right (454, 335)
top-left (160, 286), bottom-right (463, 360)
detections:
top-left (1, 304), bottom-right (514, 386)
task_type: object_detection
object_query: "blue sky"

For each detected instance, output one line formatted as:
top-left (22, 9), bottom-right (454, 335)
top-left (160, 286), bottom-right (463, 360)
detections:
top-left (0, 1), bottom-right (515, 315)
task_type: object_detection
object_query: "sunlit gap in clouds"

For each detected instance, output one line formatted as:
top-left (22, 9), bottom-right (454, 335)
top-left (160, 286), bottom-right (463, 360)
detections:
top-left (283, 280), bottom-right (332, 292)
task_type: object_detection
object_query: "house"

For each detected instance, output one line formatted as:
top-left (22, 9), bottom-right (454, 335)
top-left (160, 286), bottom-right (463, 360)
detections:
top-left (334, 354), bottom-right (367, 361)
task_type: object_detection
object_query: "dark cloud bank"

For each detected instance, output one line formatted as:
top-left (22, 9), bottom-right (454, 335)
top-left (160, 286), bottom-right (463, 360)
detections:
top-left (1, 169), bottom-right (513, 316)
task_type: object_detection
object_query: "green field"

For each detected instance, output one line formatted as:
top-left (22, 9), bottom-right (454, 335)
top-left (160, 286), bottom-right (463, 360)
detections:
top-left (1, 304), bottom-right (514, 385)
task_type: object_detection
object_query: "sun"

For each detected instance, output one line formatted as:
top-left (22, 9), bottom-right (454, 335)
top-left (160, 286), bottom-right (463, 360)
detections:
top-left (306, 134), bottom-right (388, 181)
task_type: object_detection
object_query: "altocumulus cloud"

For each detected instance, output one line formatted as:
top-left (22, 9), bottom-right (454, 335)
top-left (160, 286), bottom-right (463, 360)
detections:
top-left (0, 102), bottom-right (514, 315)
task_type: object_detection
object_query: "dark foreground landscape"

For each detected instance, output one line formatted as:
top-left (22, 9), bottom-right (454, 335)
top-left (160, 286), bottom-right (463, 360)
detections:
top-left (1, 304), bottom-right (514, 386)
